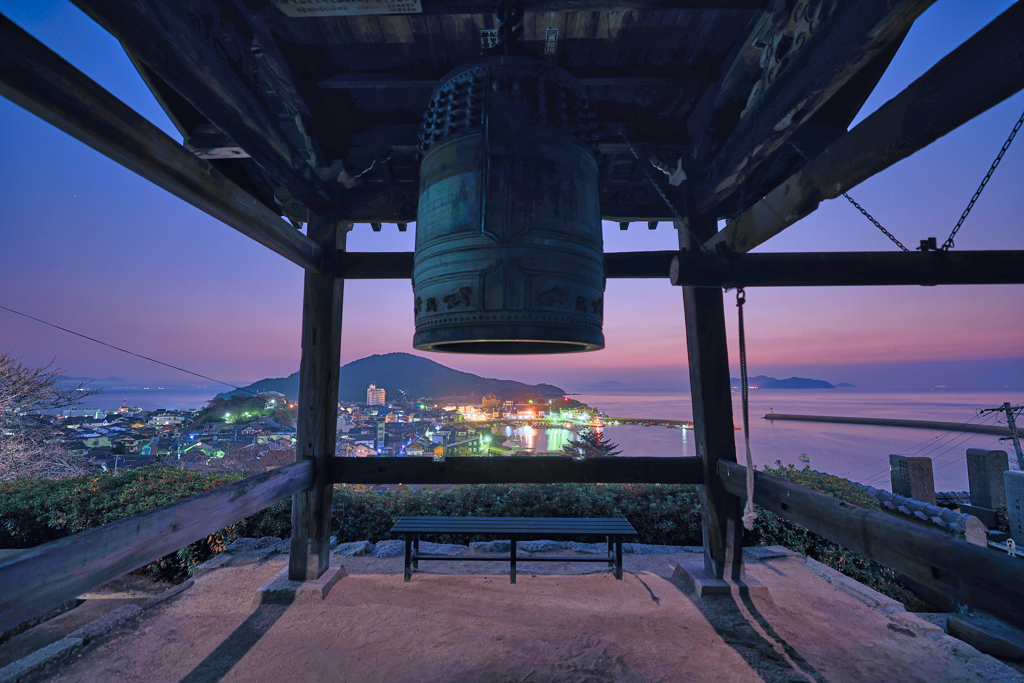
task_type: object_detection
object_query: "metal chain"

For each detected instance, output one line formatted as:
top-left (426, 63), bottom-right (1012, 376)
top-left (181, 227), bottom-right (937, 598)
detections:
top-left (619, 130), bottom-right (709, 252)
top-left (736, 288), bottom-right (756, 531)
top-left (943, 106), bottom-right (1024, 250)
top-left (842, 193), bottom-right (909, 252)
top-left (789, 142), bottom-right (908, 251)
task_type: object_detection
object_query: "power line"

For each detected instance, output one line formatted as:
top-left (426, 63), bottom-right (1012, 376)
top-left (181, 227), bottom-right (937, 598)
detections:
top-left (839, 411), bottom-right (995, 478)
top-left (0, 303), bottom-right (256, 396)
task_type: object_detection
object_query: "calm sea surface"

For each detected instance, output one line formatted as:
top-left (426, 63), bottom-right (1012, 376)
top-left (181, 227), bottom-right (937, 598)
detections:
top-left (81, 386), bottom-right (1022, 491)
top-left (506, 389), bottom-right (1024, 492)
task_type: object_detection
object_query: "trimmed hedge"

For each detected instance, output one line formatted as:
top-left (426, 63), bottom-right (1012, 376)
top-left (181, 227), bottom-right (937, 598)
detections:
top-left (0, 463), bottom-right (910, 602)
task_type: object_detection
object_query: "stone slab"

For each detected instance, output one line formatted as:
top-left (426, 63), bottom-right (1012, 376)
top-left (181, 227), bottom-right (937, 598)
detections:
top-left (333, 540), bottom-right (374, 556)
top-left (68, 604), bottom-right (142, 642)
top-left (948, 613), bottom-right (1024, 661)
top-left (0, 637), bottom-right (83, 683)
top-left (959, 504), bottom-right (997, 529)
top-left (743, 545), bottom-right (798, 560)
top-left (890, 454), bottom-right (936, 504)
top-left (370, 539), bottom-right (405, 558)
top-left (967, 448), bottom-right (1009, 509)
top-left (1006, 471), bottom-right (1024, 544)
top-left (671, 555), bottom-right (771, 601)
top-left (142, 579), bottom-right (194, 610)
top-left (624, 543), bottom-right (694, 555)
top-left (254, 565), bottom-right (346, 606)
top-left (470, 540), bottom-right (511, 553)
top-left (804, 557), bottom-right (905, 616)
top-left (517, 540), bottom-right (567, 553)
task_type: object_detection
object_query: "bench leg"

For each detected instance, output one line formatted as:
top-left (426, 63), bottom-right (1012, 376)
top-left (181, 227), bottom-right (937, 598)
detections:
top-left (413, 533), bottom-right (419, 571)
top-left (607, 535), bottom-right (614, 569)
top-left (510, 537), bottom-right (516, 584)
top-left (404, 534), bottom-right (412, 582)
top-left (615, 536), bottom-right (623, 580)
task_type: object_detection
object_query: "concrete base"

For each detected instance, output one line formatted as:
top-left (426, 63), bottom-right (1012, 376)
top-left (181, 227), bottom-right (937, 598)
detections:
top-left (254, 565), bottom-right (346, 606)
top-left (671, 555), bottom-right (770, 601)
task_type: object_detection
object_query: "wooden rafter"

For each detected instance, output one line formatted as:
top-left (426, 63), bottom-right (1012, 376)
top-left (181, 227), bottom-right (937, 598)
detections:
top-left (706, 1), bottom-right (1024, 253)
top-left (0, 13), bottom-right (324, 273)
top-left (695, 0), bottom-right (936, 214)
top-left (70, 0), bottom-right (332, 212)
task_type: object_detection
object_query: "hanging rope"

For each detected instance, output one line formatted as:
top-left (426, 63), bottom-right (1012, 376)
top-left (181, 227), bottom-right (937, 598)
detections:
top-left (736, 288), bottom-right (757, 531)
top-left (943, 105), bottom-right (1024, 250)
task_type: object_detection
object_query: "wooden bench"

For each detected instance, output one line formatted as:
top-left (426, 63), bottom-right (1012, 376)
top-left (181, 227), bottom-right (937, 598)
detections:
top-left (389, 516), bottom-right (637, 583)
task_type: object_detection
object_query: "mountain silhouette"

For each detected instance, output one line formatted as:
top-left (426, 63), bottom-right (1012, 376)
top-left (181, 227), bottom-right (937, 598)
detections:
top-left (217, 353), bottom-right (565, 403)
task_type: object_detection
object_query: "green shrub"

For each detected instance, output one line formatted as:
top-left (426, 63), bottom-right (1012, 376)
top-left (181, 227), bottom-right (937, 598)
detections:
top-left (0, 464), bottom-right (917, 604)
top-left (331, 483), bottom-right (703, 547)
top-left (0, 467), bottom-right (291, 581)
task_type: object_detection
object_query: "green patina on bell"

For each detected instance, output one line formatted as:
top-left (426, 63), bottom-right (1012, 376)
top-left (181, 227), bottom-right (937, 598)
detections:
top-left (413, 55), bottom-right (605, 354)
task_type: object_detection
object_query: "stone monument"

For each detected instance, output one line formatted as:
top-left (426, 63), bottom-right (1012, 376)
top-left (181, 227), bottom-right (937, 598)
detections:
top-left (967, 448), bottom-right (1009, 509)
top-left (889, 454), bottom-right (935, 504)
top-left (1005, 470), bottom-right (1024, 544)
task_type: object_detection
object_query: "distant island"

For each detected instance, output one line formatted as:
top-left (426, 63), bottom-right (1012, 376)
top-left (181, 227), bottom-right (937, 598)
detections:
top-left (730, 375), bottom-right (843, 390)
top-left (217, 352), bottom-right (566, 403)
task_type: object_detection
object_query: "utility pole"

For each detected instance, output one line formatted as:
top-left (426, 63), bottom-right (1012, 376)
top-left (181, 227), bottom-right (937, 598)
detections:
top-left (980, 402), bottom-right (1024, 469)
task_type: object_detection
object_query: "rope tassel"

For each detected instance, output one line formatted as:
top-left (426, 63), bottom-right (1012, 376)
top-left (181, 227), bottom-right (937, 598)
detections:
top-left (737, 288), bottom-right (757, 531)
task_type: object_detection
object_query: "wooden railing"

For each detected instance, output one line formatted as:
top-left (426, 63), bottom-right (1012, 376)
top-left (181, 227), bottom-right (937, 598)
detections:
top-left (331, 456), bottom-right (704, 485)
top-left (2, 455), bottom-right (1023, 634)
top-left (0, 460), bottom-right (312, 633)
top-left (719, 460), bottom-right (1024, 630)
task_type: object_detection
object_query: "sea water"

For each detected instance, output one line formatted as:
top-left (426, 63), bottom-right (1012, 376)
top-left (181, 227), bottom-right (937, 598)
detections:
top-left (506, 389), bottom-right (1024, 492)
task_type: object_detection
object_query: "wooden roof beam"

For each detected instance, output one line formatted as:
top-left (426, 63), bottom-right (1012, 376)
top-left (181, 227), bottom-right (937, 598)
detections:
top-left (330, 250), bottom-right (1024, 286)
top-left (71, 0), bottom-right (332, 213)
top-left (706, 1), bottom-right (1024, 253)
top-left (333, 183), bottom-right (685, 223)
top-left (397, 1), bottom-right (770, 12)
top-left (696, 0), bottom-right (936, 215)
top-left (0, 13), bottom-right (324, 273)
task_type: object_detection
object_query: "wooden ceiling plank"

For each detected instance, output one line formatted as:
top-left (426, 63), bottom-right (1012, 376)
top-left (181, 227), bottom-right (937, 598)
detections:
top-left (705, 1), bottom-right (1024, 254)
top-left (413, 1), bottom-right (769, 10)
top-left (696, 0), bottom-right (936, 214)
top-left (71, 0), bottom-right (332, 213)
top-left (0, 13), bottom-right (323, 272)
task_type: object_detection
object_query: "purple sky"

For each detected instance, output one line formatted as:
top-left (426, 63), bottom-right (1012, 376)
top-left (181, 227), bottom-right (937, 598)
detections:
top-left (1, 1), bottom-right (1022, 391)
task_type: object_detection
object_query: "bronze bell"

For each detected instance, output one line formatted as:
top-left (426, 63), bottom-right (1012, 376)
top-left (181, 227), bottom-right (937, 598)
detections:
top-left (413, 55), bottom-right (604, 354)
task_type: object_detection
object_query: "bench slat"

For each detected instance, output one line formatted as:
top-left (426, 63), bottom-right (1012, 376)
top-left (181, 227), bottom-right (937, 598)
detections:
top-left (390, 516), bottom-right (637, 535)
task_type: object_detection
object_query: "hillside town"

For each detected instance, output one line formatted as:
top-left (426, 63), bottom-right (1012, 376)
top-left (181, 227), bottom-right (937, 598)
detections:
top-left (46, 383), bottom-right (600, 474)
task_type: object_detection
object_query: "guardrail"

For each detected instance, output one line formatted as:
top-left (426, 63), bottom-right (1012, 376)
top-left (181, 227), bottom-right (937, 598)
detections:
top-left (0, 460), bottom-right (313, 633)
top-left (719, 460), bottom-right (1024, 630)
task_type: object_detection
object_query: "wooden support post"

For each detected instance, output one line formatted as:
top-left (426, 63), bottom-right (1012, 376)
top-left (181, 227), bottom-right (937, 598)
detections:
top-left (289, 216), bottom-right (347, 581)
top-left (677, 216), bottom-right (744, 580)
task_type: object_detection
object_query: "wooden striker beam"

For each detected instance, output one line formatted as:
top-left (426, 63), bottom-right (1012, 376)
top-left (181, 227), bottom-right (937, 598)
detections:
top-left (707, 1), bottom-right (1024, 253)
top-left (0, 13), bottom-right (323, 273)
top-left (290, 216), bottom-right (346, 581)
top-left (719, 460), bottom-right (1024, 631)
top-left (677, 218), bottom-right (744, 580)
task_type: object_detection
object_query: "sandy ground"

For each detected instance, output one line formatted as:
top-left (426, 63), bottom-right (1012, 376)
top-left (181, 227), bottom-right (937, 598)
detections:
top-left (46, 551), bottom-right (1019, 683)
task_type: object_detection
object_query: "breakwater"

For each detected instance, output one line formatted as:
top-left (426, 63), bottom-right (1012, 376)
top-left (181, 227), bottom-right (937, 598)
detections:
top-left (605, 417), bottom-right (693, 428)
top-left (763, 413), bottom-right (1010, 437)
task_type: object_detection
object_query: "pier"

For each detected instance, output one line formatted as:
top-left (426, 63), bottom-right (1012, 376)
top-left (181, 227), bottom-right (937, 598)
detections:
top-left (764, 413), bottom-right (1011, 437)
